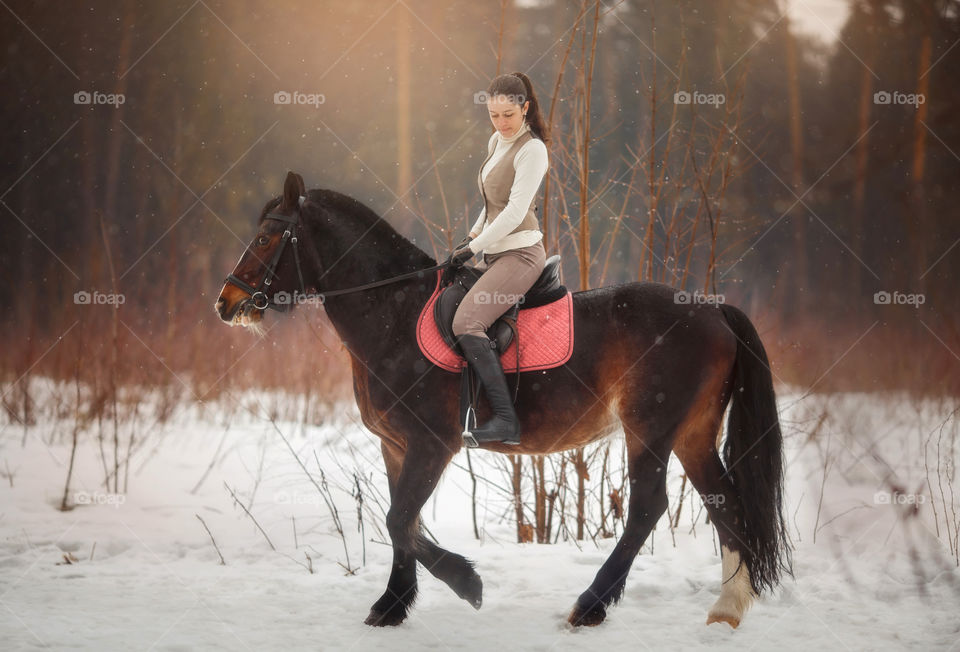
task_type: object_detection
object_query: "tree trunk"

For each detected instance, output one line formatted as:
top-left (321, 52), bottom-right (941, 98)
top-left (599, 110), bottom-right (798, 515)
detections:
top-left (911, 20), bottom-right (932, 286)
top-left (851, 9), bottom-right (876, 297)
top-left (534, 455), bottom-right (547, 542)
top-left (784, 14), bottom-right (807, 308)
top-left (395, 5), bottom-right (412, 229)
top-left (578, 1), bottom-right (600, 291)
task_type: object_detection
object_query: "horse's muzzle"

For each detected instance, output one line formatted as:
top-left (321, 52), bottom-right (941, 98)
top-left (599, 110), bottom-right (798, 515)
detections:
top-left (215, 292), bottom-right (247, 323)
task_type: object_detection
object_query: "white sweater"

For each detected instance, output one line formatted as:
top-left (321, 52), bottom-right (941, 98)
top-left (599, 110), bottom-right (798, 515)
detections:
top-left (468, 121), bottom-right (549, 255)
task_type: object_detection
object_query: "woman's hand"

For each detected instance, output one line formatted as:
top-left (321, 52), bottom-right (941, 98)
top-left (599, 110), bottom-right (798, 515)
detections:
top-left (449, 245), bottom-right (475, 267)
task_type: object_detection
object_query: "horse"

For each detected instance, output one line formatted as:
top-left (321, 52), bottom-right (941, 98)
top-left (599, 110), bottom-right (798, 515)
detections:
top-left (215, 171), bottom-right (792, 629)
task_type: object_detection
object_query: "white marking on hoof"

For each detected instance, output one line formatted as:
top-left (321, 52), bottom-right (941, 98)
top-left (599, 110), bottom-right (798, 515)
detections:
top-left (706, 545), bottom-right (756, 628)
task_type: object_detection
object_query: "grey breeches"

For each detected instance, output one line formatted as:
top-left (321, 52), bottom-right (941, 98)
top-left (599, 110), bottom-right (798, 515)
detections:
top-left (451, 241), bottom-right (547, 339)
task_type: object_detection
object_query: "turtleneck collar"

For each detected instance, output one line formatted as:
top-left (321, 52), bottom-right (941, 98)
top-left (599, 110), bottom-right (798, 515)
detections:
top-left (498, 120), bottom-right (531, 145)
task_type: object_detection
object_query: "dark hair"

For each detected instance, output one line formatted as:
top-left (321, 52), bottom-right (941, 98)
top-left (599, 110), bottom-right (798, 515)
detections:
top-left (486, 72), bottom-right (550, 145)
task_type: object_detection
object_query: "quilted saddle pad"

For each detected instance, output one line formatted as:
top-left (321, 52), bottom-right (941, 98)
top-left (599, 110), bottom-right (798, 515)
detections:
top-left (416, 270), bottom-right (574, 373)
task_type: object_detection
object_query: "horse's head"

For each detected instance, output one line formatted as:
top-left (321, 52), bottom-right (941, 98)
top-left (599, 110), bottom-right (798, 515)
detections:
top-left (215, 171), bottom-right (311, 329)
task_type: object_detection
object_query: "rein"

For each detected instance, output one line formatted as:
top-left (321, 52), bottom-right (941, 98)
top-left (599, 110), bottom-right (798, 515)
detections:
top-left (315, 263), bottom-right (451, 299)
top-left (225, 197), bottom-right (454, 312)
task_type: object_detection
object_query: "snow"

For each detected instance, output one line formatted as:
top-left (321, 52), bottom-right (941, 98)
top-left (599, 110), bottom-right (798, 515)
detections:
top-left (1, 383), bottom-right (959, 650)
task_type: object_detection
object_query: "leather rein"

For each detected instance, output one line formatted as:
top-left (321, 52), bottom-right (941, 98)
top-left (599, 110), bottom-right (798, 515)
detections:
top-left (224, 197), bottom-right (454, 312)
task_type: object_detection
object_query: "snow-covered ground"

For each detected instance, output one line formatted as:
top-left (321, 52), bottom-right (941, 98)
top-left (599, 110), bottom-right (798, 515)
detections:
top-left (1, 382), bottom-right (959, 651)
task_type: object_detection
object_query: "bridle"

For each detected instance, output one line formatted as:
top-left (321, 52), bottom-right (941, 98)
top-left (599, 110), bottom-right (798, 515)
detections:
top-left (224, 195), bottom-right (455, 314)
top-left (224, 198), bottom-right (308, 313)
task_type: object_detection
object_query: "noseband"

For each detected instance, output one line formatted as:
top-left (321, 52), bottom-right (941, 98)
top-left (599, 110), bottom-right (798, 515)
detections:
top-left (224, 197), bottom-right (307, 313)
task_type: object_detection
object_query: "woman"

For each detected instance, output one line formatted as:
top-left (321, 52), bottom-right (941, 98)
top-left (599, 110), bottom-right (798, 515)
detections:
top-left (448, 71), bottom-right (550, 446)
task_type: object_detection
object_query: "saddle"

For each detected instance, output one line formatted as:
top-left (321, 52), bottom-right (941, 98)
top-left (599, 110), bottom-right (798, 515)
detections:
top-left (434, 255), bottom-right (566, 355)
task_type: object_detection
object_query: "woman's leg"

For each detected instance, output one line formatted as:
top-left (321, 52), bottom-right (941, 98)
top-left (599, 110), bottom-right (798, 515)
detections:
top-left (452, 242), bottom-right (546, 338)
top-left (450, 241), bottom-right (546, 446)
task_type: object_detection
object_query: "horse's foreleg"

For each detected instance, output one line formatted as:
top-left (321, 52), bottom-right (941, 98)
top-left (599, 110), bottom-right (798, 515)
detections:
top-left (365, 543), bottom-right (420, 627)
top-left (368, 438), bottom-right (481, 627)
top-left (568, 434), bottom-right (671, 627)
top-left (416, 535), bottom-right (483, 609)
top-left (366, 441), bottom-right (419, 627)
top-left (402, 440), bottom-right (483, 609)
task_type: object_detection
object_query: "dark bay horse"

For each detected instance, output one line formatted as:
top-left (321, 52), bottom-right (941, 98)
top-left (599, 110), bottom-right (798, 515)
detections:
top-left (215, 172), bottom-right (792, 628)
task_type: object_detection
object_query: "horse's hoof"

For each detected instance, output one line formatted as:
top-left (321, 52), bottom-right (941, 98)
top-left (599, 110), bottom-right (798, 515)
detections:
top-left (458, 571), bottom-right (483, 610)
top-left (364, 608), bottom-right (407, 627)
top-left (568, 601), bottom-right (606, 627)
top-left (706, 612), bottom-right (740, 628)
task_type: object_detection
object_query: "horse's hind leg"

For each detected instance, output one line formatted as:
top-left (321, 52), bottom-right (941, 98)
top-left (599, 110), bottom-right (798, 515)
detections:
top-left (568, 428), bottom-right (671, 627)
top-left (673, 411), bottom-right (754, 628)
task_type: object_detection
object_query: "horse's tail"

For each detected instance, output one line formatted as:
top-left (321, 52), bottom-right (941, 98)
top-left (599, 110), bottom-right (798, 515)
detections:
top-left (719, 303), bottom-right (793, 595)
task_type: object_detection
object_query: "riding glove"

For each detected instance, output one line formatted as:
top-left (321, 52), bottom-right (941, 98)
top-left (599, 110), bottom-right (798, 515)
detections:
top-left (450, 245), bottom-right (475, 267)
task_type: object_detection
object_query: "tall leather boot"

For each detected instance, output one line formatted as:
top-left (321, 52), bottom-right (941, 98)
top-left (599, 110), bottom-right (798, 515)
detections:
top-left (457, 333), bottom-right (521, 446)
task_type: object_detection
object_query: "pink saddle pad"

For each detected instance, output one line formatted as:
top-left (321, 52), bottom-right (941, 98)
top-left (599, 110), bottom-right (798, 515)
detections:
top-left (416, 270), bottom-right (574, 373)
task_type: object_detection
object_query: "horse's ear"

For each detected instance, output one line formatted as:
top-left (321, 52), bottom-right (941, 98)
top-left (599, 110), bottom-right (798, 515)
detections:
top-left (282, 171), bottom-right (306, 210)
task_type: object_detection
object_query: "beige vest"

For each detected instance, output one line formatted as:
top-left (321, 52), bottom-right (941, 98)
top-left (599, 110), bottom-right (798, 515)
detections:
top-left (477, 130), bottom-right (541, 235)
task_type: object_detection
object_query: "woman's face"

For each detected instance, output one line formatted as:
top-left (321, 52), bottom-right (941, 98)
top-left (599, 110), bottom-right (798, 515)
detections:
top-left (487, 94), bottom-right (530, 138)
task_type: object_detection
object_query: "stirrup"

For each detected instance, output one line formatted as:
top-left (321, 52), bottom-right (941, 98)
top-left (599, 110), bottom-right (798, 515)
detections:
top-left (461, 405), bottom-right (479, 448)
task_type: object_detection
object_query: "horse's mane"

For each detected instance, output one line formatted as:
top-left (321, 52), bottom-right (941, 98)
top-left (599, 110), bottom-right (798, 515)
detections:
top-left (307, 188), bottom-right (436, 266)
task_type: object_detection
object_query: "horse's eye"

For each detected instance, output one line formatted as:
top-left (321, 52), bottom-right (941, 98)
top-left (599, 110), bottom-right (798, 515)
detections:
top-left (257, 235), bottom-right (270, 247)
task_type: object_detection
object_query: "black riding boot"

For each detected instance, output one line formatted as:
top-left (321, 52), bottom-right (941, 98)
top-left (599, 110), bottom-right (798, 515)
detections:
top-left (457, 334), bottom-right (521, 446)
